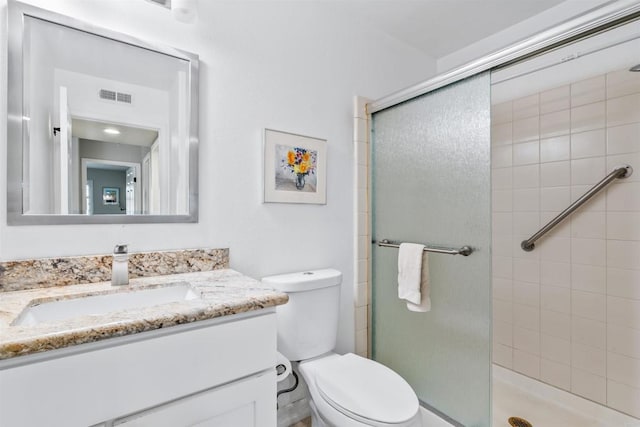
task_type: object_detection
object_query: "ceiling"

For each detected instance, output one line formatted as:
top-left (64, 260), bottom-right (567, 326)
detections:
top-left (72, 118), bottom-right (159, 147)
top-left (342, 0), bottom-right (567, 59)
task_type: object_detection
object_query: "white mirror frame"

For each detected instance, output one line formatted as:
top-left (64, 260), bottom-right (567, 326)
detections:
top-left (7, 0), bottom-right (199, 225)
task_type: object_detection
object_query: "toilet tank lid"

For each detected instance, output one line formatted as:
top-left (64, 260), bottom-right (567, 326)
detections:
top-left (261, 269), bottom-right (342, 292)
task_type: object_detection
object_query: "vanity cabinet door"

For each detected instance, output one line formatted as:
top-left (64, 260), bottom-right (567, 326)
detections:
top-left (113, 370), bottom-right (276, 427)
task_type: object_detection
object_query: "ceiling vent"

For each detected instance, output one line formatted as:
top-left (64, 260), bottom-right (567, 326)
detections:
top-left (99, 89), bottom-right (116, 101)
top-left (117, 92), bottom-right (132, 104)
top-left (99, 89), bottom-right (132, 105)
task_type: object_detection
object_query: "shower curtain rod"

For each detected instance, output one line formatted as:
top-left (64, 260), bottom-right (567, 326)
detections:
top-left (521, 165), bottom-right (633, 252)
top-left (374, 239), bottom-right (473, 256)
top-left (368, 0), bottom-right (640, 113)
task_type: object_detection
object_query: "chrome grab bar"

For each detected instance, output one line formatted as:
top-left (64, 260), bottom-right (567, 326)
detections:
top-left (375, 239), bottom-right (473, 256)
top-left (521, 164), bottom-right (633, 252)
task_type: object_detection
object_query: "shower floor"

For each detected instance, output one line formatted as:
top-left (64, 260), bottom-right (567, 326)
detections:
top-left (286, 366), bottom-right (640, 427)
top-left (493, 365), bottom-right (640, 427)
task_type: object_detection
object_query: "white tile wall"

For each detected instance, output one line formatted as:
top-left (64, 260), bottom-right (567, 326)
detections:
top-left (541, 358), bottom-right (571, 390)
top-left (607, 352), bottom-right (640, 388)
top-left (540, 109), bottom-right (570, 139)
top-left (571, 264), bottom-right (606, 293)
top-left (492, 123), bottom-right (512, 146)
top-left (494, 342), bottom-right (513, 368)
top-left (541, 334), bottom-right (570, 364)
top-left (541, 309), bottom-right (571, 339)
top-left (608, 380), bottom-right (640, 417)
top-left (571, 367), bottom-right (606, 404)
top-left (571, 129), bottom-right (606, 159)
top-left (607, 94), bottom-right (640, 127)
top-left (492, 66), bottom-right (640, 418)
top-left (513, 117), bottom-right (539, 143)
top-left (571, 157), bottom-right (606, 185)
top-left (513, 94), bottom-right (539, 120)
top-left (608, 123), bottom-right (640, 154)
top-left (354, 96), bottom-right (371, 358)
top-left (607, 182), bottom-right (640, 211)
top-left (540, 85), bottom-right (570, 114)
top-left (608, 268), bottom-right (640, 300)
top-left (514, 348), bottom-right (541, 378)
top-left (571, 212), bottom-right (606, 239)
top-left (540, 135), bottom-right (570, 162)
top-left (607, 324), bottom-right (640, 359)
top-left (572, 341), bottom-right (606, 377)
top-left (513, 141), bottom-right (540, 165)
top-left (607, 70), bottom-right (640, 99)
top-left (571, 76), bottom-right (605, 107)
top-left (571, 102), bottom-right (605, 133)
top-left (541, 261), bottom-right (570, 287)
top-left (541, 285), bottom-right (570, 313)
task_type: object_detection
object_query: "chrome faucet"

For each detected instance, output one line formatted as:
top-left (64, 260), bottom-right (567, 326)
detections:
top-left (111, 244), bottom-right (129, 286)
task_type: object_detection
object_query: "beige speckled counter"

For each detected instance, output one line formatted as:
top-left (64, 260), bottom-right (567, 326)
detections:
top-left (0, 269), bottom-right (288, 360)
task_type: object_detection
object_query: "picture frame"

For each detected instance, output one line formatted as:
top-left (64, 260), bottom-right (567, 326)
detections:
top-left (263, 129), bottom-right (327, 204)
top-left (102, 187), bottom-right (120, 205)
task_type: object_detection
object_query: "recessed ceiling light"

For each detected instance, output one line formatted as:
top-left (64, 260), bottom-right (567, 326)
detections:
top-left (104, 128), bottom-right (121, 135)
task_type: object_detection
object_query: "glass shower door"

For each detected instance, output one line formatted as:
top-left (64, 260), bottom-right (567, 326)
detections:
top-left (371, 72), bottom-right (492, 426)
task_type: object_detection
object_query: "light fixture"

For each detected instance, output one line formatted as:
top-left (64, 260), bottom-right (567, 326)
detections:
top-left (145, 0), bottom-right (170, 8)
top-left (172, 0), bottom-right (198, 24)
top-left (104, 128), bottom-right (121, 135)
top-left (145, 0), bottom-right (197, 24)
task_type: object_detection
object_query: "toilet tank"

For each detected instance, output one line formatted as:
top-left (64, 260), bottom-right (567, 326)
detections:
top-left (262, 269), bottom-right (342, 361)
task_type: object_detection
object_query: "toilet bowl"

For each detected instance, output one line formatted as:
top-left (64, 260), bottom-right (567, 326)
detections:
top-left (262, 269), bottom-right (422, 427)
top-left (300, 352), bottom-right (421, 427)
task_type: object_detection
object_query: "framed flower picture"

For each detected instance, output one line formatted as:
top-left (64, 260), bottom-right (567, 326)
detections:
top-left (263, 129), bottom-right (327, 204)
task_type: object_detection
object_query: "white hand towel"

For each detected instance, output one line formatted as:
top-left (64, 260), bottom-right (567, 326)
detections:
top-left (407, 252), bottom-right (431, 312)
top-left (397, 243), bottom-right (431, 312)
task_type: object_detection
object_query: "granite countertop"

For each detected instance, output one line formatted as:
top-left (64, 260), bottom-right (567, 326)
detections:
top-left (0, 269), bottom-right (288, 360)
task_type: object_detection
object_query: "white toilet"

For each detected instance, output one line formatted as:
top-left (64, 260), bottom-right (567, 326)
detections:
top-left (262, 269), bottom-right (422, 427)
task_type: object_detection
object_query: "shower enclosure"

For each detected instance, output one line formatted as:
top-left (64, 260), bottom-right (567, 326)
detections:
top-left (371, 74), bottom-right (491, 426)
top-left (368, 4), bottom-right (640, 426)
top-left (489, 19), bottom-right (640, 425)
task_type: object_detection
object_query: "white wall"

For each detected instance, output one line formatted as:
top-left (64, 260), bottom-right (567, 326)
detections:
top-left (0, 0), bottom-right (436, 353)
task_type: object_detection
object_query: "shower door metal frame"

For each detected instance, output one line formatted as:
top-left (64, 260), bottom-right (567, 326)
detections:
top-left (369, 0), bottom-right (640, 113)
top-left (367, 2), bottom-right (640, 425)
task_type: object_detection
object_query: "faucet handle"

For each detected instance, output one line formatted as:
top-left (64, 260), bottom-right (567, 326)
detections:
top-left (114, 244), bottom-right (128, 255)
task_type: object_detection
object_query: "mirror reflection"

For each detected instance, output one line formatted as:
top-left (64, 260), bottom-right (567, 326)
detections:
top-left (21, 13), bottom-right (194, 217)
top-left (75, 119), bottom-right (157, 215)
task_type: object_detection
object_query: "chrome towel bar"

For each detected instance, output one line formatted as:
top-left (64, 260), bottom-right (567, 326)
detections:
top-left (521, 164), bottom-right (633, 252)
top-left (375, 239), bottom-right (473, 256)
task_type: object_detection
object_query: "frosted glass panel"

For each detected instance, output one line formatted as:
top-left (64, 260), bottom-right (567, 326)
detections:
top-left (371, 73), bottom-right (491, 426)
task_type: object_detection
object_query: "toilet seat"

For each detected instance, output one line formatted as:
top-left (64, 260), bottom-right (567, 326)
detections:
top-left (307, 353), bottom-right (419, 426)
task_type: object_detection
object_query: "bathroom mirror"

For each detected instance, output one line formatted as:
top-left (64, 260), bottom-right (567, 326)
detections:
top-left (7, 1), bottom-right (199, 224)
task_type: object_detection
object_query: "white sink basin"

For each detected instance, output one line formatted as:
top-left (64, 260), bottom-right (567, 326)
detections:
top-left (13, 284), bottom-right (200, 326)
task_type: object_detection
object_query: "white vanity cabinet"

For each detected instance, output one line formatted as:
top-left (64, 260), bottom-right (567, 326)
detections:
top-left (0, 311), bottom-right (278, 427)
top-left (114, 370), bottom-right (275, 426)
